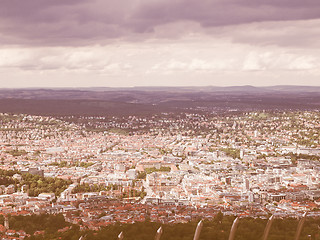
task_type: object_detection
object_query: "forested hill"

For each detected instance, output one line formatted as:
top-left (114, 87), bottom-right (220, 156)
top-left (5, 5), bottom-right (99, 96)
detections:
top-left (0, 86), bottom-right (319, 116)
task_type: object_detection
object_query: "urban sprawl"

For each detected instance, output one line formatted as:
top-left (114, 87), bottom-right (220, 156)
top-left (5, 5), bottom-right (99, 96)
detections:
top-left (0, 111), bottom-right (320, 237)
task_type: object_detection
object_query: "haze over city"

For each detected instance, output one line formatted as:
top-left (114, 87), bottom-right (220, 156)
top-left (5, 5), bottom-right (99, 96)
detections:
top-left (0, 0), bottom-right (320, 88)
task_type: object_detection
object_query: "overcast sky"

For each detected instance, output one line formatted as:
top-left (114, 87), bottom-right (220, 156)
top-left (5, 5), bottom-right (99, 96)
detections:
top-left (0, 0), bottom-right (320, 88)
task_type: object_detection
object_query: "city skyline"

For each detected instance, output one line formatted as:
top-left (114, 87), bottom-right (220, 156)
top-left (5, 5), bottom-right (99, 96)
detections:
top-left (0, 0), bottom-right (320, 88)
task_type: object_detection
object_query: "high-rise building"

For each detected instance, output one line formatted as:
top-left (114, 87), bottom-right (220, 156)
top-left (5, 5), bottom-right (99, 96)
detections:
top-left (243, 178), bottom-right (250, 192)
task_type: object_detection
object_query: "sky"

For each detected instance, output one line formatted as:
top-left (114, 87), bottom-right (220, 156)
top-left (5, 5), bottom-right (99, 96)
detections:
top-left (0, 0), bottom-right (320, 88)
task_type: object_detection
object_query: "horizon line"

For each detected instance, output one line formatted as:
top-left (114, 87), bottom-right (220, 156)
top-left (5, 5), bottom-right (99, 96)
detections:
top-left (1, 84), bottom-right (320, 90)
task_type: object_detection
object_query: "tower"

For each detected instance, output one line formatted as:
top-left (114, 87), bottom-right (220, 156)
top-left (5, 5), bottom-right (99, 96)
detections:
top-left (243, 177), bottom-right (250, 192)
top-left (240, 149), bottom-right (244, 159)
top-left (4, 216), bottom-right (9, 229)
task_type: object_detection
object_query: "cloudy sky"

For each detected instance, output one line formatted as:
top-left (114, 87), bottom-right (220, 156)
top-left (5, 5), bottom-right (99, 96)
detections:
top-left (0, 0), bottom-right (320, 88)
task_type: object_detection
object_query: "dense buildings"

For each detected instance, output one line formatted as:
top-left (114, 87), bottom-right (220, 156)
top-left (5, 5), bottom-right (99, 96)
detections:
top-left (0, 111), bottom-right (319, 234)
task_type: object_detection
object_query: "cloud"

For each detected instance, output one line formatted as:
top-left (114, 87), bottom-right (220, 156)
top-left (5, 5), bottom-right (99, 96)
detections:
top-left (0, 0), bottom-right (320, 46)
top-left (134, 0), bottom-right (320, 28)
top-left (214, 19), bottom-right (320, 48)
top-left (0, 39), bottom-right (319, 74)
top-left (0, 0), bottom-right (133, 45)
top-left (0, 1), bottom-right (319, 87)
top-left (0, 46), bottom-right (131, 73)
top-left (242, 51), bottom-right (319, 71)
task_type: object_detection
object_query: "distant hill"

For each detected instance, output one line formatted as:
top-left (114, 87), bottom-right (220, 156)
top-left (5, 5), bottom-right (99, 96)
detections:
top-left (0, 86), bottom-right (319, 116)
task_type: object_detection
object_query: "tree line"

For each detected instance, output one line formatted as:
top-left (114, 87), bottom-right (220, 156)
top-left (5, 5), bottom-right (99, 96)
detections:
top-left (6, 212), bottom-right (319, 240)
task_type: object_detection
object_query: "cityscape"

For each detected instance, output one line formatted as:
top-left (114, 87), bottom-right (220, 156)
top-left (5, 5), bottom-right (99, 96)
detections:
top-left (1, 0), bottom-right (320, 239)
top-left (0, 107), bottom-right (320, 239)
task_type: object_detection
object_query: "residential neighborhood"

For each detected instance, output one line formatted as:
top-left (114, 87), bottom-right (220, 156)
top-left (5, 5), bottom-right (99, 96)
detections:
top-left (0, 111), bottom-right (320, 238)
